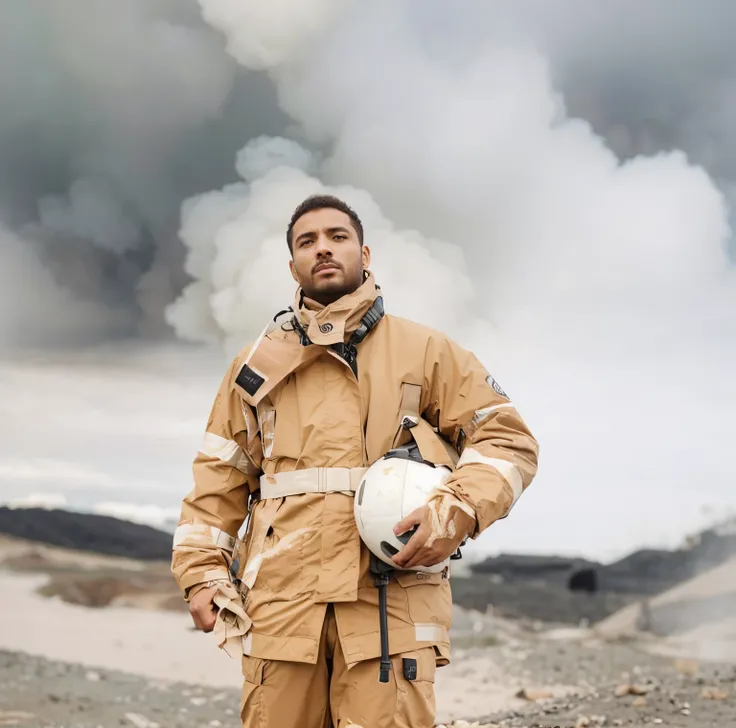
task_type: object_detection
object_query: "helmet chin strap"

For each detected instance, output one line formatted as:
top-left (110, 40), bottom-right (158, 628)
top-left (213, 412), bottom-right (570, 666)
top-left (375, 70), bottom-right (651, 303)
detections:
top-left (368, 552), bottom-right (394, 684)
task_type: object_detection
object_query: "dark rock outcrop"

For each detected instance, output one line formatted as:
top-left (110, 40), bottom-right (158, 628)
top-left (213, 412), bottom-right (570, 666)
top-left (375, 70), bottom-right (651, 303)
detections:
top-left (0, 507), bottom-right (172, 561)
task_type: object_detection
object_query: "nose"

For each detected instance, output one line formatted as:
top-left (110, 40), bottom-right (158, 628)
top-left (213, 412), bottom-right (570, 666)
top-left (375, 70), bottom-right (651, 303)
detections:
top-left (314, 232), bottom-right (333, 257)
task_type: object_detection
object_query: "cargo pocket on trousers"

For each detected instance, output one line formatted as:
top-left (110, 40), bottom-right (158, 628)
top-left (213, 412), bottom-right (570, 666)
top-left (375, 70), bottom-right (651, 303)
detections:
top-left (240, 655), bottom-right (266, 726)
top-left (393, 647), bottom-right (436, 728)
top-left (395, 571), bottom-right (451, 641)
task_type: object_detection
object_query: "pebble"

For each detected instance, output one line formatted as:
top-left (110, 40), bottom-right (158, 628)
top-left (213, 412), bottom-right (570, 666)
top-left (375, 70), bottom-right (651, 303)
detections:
top-left (0, 712), bottom-right (36, 724)
top-left (515, 687), bottom-right (554, 701)
top-left (124, 714), bottom-right (160, 728)
top-left (700, 687), bottom-right (729, 700)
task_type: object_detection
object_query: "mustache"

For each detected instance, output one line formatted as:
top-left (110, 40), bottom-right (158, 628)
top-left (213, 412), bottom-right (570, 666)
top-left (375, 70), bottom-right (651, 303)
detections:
top-left (313, 260), bottom-right (342, 274)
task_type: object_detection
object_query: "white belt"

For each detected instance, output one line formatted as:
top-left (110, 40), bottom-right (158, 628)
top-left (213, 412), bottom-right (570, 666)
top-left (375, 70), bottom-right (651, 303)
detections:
top-left (258, 467), bottom-right (367, 499)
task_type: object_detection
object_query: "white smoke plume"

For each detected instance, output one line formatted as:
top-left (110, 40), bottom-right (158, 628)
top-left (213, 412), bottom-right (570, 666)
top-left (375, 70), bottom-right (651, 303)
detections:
top-left (198, 0), bottom-right (352, 71)
top-left (168, 141), bottom-right (481, 355)
top-left (182, 1), bottom-right (733, 332)
top-left (166, 0), bottom-right (736, 556)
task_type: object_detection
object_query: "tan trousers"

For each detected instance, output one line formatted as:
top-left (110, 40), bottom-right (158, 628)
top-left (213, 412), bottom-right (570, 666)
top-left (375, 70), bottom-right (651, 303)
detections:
top-left (239, 605), bottom-right (437, 727)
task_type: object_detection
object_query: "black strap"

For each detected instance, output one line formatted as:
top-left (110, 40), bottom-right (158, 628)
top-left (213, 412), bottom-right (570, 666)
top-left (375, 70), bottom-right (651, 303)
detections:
top-left (369, 553), bottom-right (394, 683)
top-left (291, 315), bottom-right (311, 346)
top-left (351, 296), bottom-right (384, 345)
top-left (330, 296), bottom-right (384, 377)
top-left (273, 307), bottom-right (292, 321)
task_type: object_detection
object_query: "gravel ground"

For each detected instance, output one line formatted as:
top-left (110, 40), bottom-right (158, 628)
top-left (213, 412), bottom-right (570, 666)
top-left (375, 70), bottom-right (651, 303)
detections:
top-left (0, 650), bottom-right (240, 727)
top-left (469, 638), bottom-right (736, 728)
top-left (1, 632), bottom-right (735, 728)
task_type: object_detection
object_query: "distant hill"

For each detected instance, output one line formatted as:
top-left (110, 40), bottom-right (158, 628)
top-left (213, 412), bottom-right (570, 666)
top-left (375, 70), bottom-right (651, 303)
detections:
top-left (0, 507), bottom-right (172, 561)
top-left (470, 518), bottom-right (736, 597)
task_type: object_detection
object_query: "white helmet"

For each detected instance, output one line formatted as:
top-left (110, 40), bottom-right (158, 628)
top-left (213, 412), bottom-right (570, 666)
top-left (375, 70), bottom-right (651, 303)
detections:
top-left (354, 445), bottom-right (453, 574)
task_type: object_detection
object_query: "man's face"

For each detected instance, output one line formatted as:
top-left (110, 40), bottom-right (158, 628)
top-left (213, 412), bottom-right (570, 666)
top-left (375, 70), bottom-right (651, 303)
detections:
top-left (289, 207), bottom-right (371, 305)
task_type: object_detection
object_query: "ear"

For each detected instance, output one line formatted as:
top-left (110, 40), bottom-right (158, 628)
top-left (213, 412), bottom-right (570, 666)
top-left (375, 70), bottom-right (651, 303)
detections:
top-left (361, 245), bottom-right (371, 269)
top-left (288, 258), bottom-right (299, 283)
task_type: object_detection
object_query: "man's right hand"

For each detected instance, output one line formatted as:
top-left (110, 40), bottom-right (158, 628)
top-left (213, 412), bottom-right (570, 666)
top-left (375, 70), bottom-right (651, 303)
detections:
top-left (189, 585), bottom-right (220, 632)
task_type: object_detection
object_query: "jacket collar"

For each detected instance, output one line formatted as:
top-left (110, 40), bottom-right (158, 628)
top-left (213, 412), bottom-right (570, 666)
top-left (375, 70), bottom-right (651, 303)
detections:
top-left (293, 271), bottom-right (381, 346)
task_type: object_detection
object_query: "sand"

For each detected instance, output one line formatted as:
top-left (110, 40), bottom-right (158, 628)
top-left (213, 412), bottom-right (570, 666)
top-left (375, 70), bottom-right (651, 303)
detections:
top-left (0, 572), bottom-right (243, 690)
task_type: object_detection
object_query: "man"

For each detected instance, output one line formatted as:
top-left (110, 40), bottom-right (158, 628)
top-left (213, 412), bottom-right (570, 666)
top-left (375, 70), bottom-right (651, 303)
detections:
top-left (171, 194), bottom-right (539, 727)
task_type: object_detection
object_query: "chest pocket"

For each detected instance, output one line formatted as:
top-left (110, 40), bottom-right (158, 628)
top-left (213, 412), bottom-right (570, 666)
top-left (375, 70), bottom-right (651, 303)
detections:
top-left (393, 382), bottom-right (458, 470)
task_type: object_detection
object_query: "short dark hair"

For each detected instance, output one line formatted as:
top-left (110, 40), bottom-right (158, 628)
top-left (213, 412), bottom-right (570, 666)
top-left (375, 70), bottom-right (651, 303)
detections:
top-left (286, 194), bottom-right (364, 253)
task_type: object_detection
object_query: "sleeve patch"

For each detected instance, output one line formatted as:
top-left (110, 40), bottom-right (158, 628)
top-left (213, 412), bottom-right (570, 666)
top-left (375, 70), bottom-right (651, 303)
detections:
top-left (486, 374), bottom-right (509, 399)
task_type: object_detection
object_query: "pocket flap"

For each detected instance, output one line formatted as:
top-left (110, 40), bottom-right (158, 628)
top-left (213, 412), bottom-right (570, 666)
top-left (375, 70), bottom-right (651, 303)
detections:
top-left (394, 570), bottom-right (446, 587)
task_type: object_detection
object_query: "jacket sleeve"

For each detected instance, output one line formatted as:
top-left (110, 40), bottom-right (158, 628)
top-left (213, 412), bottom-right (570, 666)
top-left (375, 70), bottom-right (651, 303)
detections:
top-left (171, 354), bottom-right (263, 600)
top-left (422, 335), bottom-right (539, 538)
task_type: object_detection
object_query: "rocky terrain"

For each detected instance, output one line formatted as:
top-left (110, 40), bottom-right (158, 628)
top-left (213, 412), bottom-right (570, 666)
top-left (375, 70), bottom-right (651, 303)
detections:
top-left (1, 510), bottom-right (735, 726)
top-left (1, 625), bottom-right (735, 727)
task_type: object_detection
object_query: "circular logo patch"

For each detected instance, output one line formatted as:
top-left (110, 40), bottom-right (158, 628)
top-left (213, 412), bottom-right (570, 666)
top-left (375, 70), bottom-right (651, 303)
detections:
top-left (486, 374), bottom-right (509, 399)
top-left (319, 322), bottom-right (333, 334)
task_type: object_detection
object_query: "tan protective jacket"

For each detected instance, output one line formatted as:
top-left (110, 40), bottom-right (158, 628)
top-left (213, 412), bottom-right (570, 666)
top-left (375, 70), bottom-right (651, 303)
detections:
top-left (171, 272), bottom-right (539, 668)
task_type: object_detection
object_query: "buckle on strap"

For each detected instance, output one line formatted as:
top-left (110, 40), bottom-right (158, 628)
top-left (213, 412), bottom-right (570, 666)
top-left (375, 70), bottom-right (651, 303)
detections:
top-left (317, 467), bottom-right (328, 493)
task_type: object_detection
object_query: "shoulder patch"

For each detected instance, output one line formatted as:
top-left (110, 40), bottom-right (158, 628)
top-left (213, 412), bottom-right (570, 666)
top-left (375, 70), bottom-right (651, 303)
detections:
top-left (236, 363), bottom-right (266, 397)
top-left (486, 374), bottom-right (509, 399)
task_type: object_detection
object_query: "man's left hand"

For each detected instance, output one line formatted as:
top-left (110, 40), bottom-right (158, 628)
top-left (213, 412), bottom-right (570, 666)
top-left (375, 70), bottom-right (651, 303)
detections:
top-left (391, 503), bottom-right (475, 570)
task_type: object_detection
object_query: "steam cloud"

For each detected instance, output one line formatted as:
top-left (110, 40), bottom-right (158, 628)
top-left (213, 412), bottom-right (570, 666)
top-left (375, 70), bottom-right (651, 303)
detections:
top-left (174, 1), bottom-right (733, 344)
top-left (1, 0), bottom-right (734, 350)
top-left (170, 0), bottom-right (735, 555)
top-left (199, 0), bottom-right (350, 70)
top-left (0, 0), bottom-right (735, 554)
top-left (0, 0), bottom-right (284, 348)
